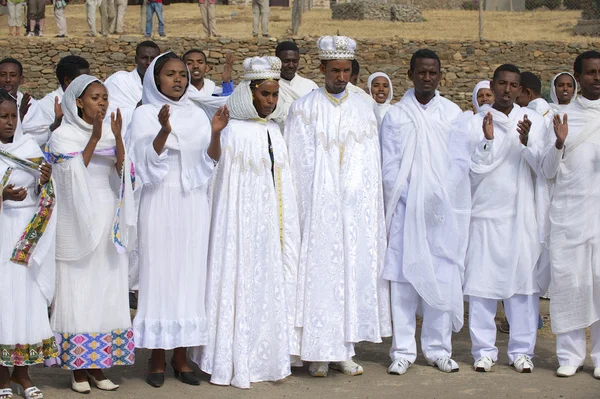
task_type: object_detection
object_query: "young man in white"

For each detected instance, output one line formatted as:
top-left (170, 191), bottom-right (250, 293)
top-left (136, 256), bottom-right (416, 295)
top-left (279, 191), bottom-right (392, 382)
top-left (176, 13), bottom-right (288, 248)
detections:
top-left (464, 64), bottom-right (548, 374)
top-left (380, 49), bottom-right (471, 375)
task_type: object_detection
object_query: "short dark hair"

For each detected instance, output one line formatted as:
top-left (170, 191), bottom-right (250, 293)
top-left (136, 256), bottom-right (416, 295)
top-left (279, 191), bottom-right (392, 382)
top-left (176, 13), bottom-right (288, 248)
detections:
top-left (351, 59), bottom-right (360, 76)
top-left (275, 41), bottom-right (300, 57)
top-left (56, 56), bottom-right (90, 86)
top-left (0, 88), bottom-right (17, 105)
top-left (136, 40), bottom-right (160, 57)
top-left (493, 64), bottom-right (521, 81)
top-left (520, 71), bottom-right (542, 96)
top-left (409, 49), bottom-right (441, 72)
top-left (574, 50), bottom-right (600, 75)
top-left (182, 49), bottom-right (207, 63)
top-left (0, 58), bottom-right (23, 76)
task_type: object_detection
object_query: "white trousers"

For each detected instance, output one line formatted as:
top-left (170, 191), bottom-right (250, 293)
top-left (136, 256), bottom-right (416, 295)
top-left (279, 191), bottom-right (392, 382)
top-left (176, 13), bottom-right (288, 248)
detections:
top-left (469, 294), bottom-right (538, 364)
top-left (390, 281), bottom-right (453, 364)
top-left (556, 320), bottom-right (600, 367)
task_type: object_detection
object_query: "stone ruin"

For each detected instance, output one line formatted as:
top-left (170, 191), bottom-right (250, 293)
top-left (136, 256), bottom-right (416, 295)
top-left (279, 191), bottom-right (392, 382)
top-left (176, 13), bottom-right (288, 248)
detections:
top-left (331, 1), bottom-right (424, 22)
top-left (574, 0), bottom-right (600, 36)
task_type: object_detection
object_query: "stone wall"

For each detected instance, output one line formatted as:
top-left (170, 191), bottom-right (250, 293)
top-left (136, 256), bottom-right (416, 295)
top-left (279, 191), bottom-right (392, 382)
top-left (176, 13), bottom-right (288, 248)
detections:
top-left (0, 35), bottom-right (598, 110)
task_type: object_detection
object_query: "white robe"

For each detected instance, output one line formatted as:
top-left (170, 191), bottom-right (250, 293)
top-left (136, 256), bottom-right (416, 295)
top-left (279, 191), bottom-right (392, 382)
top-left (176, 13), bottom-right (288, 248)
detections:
top-left (105, 69), bottom-right (143, 139)
top-left (194, 119), bottom-right (300, 388)
top-left (0, 136), bottom-right (57, 367)
top-left (21, 87), bottom-right (63, 146)
top-left (527, 97), bottom-right (554, 131)
top-left (541, 96), bottom-right (600, 334)
top-left (381, 89), bottom-right (470, 332)
top-left (463, 105), bottom-right (547, 300)
top-left (277, 74), bottom-right (318, 133)
top-left (285, 87), bottom-right (392, 362)
top-left (187, 79), bottom-right (228, 121)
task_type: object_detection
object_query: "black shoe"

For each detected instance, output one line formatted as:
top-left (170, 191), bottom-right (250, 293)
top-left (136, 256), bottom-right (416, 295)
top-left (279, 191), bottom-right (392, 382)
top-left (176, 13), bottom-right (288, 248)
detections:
top-left (146, 360), bottom-right (165, 388)
top-left (129, 291), bottom-right (138, 310)
top-left (171, 360), bottom-right (200, 386)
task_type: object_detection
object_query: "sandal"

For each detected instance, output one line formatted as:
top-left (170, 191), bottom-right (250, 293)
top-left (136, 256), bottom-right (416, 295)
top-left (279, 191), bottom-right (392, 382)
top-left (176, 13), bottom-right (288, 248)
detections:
top-left (0, 388), bottom-right (13, 399)
top-left (10, 383), bottom-right (42, 399)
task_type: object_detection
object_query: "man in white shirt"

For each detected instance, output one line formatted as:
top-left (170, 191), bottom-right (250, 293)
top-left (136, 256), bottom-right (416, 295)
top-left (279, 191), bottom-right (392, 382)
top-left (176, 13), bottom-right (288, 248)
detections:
top-left (0, 58), bottom-right (36, 127)
top-left (516, 71), bottom-right (554, 129)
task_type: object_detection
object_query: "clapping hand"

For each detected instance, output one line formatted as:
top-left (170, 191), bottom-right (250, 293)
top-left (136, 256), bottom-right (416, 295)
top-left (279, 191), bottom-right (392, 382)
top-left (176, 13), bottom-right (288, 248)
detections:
top-left (482, 112), bottom-right (494, 140)
top-left (158, 104), bottom-right (172, 134)
top-left (212, 105), bottom-right (230, 134)
top-left (2, 184), bottom-right (27, 202)
top-left (517, 114), bottom-right (531, 146)
top-left (553, 114), bottom-right (568, 150)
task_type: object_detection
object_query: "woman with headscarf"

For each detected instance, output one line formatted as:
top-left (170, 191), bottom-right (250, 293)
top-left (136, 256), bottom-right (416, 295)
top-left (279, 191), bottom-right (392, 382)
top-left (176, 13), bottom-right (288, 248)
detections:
top-left (48, 75), bottom-right (136, 394)
top-left (471, 80), bottom-right (494, 114)
top-left (128, 52), bottom-right (229, 388)
top-left (0, 89), bottom-right (56, 399)
top-left (191, 56), bottom-right (301, 389)
top-left (367, 72), bottom-right (394, 119)
top-left (550, 72), bottom-right (577, 113)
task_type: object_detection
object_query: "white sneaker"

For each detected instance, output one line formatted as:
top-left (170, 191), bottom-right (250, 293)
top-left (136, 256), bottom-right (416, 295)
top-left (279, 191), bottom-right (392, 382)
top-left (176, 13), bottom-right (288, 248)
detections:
top-left (594, 367), bottom-right (600, 379)
top-left (387, 358), bottom-right (411, 375)
top-left (428, 356), bottom-right (459, 373)
top-left (330, 359), bottom-right (363, 376)
top-left (556, 365), bottom-right (583, 377)
top-left (308, 362), bottom-right (329, 377)
top-left (512, 355), bottom-right (534, 373)
top-left (26, 32), bottom-right (35, 37)
top-left (474, 356), bottom-right (495, 372)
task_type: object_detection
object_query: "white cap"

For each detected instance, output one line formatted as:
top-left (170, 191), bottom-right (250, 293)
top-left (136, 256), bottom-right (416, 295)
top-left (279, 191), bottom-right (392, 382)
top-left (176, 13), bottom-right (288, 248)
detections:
top-left (243, 56), bottom-right (281, 81)
top-left (317, 36), bottom-right (356, 61)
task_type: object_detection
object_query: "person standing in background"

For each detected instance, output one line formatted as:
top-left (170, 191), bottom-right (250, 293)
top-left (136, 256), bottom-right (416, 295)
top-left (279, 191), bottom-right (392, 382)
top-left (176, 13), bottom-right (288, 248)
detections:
top-left (199, 0), bottom-right (219, 38)
top-left (99, 0), bottom-right (115, 36)
top-left (85, 0), bottom-right (99, 36)
top-left (26, 0), bottom-right (46, 36)
top-left (1, 0), bottom-right (25, 36)
top-left (54, 0), bottom-right (68, 37)
top-left (110, 0), bottom-right (127, 34)
top-left (252, 0), bottom-right (268, 38)
top-left (145, 0), bottom-right (165, 37)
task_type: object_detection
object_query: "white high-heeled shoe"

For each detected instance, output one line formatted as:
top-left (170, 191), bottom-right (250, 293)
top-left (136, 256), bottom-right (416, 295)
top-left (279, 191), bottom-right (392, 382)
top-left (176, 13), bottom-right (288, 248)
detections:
top-left (70, 375), bottom-right (91, 394)
top-left (85, 372), bottom-right (119, 391)
top-left (10, 382), bottom-right (43, 399)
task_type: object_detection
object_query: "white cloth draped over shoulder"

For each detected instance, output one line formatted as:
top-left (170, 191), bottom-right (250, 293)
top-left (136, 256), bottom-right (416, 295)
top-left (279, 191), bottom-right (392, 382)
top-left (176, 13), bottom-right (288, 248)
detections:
top-left (21, 86), bottom-right (63, 146)
top-left (194, 117), bottom-right (301, 388)
top-left (105, 69), bottom-right (143, 139)
top-left (130, 52), bottom-right (214, 349)
top-left (48, 75), bottom-right (136, 261)
top-left (187, 78), bottom-right (228, 121)
top-left (367, 72), bottom-right (393, 118)
top-left (285, 87), bottom-right (391, 362)
top-left (541, 96), bottom-right (600, 334)
top-left (463, 105), bottom-right (548, 300)
top-left (277, 74), bottom-right (318, 130)
top-left (380, 89), bottom-right (470, 332)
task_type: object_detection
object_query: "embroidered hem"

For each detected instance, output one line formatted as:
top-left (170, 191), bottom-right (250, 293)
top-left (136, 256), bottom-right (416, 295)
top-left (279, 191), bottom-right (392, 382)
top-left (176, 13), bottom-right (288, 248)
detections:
top-left (56, 329), bottom-right (135, 370)
top-left (0, 337), bottom-right (59, 366)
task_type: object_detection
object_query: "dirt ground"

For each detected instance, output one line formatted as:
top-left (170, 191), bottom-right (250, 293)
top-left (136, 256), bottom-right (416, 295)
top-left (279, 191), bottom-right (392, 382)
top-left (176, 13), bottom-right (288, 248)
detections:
top-left (0, 5), bottom-right (594, 43)
top-left (24, 300), bottom-right (600, 399)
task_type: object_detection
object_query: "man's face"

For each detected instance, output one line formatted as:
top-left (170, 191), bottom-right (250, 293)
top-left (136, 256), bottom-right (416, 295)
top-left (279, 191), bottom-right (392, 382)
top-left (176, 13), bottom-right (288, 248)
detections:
top-left (184, 52), bottom-right (209, 83)
top-left (135, 46), bottom-right (160, 78)
top-left (0, 63), bottom-right (23, 97)
top-left (491, 70), bottom-right (522, 109)
top-left (576, 58), bottom-right (600, 101)
top-left (320, 60), bottom-right (352, 95)
top-left (278, 50), bottom-right (300, 81)
top-left (408, 58), bottom-right (441, 100)
top-left (515, 88), bottom-right (535, 107)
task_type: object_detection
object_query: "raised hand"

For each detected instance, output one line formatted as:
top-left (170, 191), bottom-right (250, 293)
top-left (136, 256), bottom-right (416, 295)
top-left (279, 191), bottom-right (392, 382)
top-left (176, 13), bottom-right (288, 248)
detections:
top-left (222, 52), bottom-right (234, 83)
top-left (2, 184), bottom-right (27, 202)
top-left (54, 96), bottom-right (63, 121)
top-left (38, 162), bottom-right (52, 186)
top-left (482, 112), bottom-right (494, 140)
top-left (158, 104), bottom-right (172, 134)
top-left (19, 93), bottom-right (32, 121)
top-left (111, 108), bottom-right (123, 138)
top-left (92, 110), bottom-right (105, 142)
top-left (553, 114), bottom-right (568, 149)
top-left (517, 114), bottom-right (532, 146)
top-left (211, 105), bottom-right (230, 135)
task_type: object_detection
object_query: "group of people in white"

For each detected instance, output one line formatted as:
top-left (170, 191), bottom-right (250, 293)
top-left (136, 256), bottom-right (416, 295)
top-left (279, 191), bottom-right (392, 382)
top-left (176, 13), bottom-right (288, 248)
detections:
top-left (0, 34), bottom-right (599, 398)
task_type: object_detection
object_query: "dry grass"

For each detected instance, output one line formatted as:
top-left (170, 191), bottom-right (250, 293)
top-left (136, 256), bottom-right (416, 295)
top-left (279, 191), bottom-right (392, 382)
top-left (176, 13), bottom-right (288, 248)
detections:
top-left (0, 4), bottom-right (594, 43)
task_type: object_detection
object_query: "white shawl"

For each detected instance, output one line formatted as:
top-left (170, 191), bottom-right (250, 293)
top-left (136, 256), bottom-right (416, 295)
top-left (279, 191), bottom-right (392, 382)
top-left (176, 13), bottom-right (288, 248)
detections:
top-left (550, 72), bottom-right (578, 113)
top-left (227, 80), bottom-right (284, 122)
top-left (49, 75), bottom-right (137, 260)
top-left (471, 80), bottom-right (491, 114)
top-left (367, 72), bottom-right (393, 118)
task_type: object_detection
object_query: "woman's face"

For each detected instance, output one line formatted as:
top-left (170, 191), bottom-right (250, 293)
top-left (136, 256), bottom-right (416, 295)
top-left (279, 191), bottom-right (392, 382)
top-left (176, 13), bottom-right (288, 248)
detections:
top-left (0, 100), bottom-right (18, 144)
top-left (158, 58), bottom-right (188, 101)
top-left (252, 80), bottom-right (279, 118)
top-left (476, 87), bottom-right (494, 107)
top-left (76, 82), bottom-right (108, 124)
top-left (555, 74), bottom-right (576, 105)
top-left (370, 76), bottom-right (391, 104)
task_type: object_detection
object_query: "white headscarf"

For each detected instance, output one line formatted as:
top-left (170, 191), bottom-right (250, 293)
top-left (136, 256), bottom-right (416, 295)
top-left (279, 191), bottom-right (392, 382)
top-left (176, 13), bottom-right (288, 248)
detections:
top-left (472, 80), bottom-right (491, 113)
top-left (367, 72), bottom-right (393, 116)
top-left (550, 72), bottom-right (578, 106)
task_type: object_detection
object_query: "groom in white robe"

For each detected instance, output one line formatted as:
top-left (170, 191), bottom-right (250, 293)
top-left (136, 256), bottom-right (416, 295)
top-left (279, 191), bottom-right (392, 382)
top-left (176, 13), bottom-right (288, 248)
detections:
top-left (464, 64), bottom-right (548, 374)
top-left (381, 49), bottom-right (471, 375)
top-left (542, 50), bottom-right (600, 379)
top-left (285, 35), bottom-right (391, 378)
top-left (275, 41), bottom-right (318, 131)
top-left (21, 55), bottom-right (90, 146)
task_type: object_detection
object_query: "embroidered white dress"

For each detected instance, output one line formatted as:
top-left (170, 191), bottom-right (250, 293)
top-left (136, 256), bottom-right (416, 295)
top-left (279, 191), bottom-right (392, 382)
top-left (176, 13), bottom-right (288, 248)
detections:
top-left (193, 119), bottom-right (301, 389)
top-left (0, 136), bottom-right (58, 367)
top-left (285, 87), bottom-right (392, 362)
